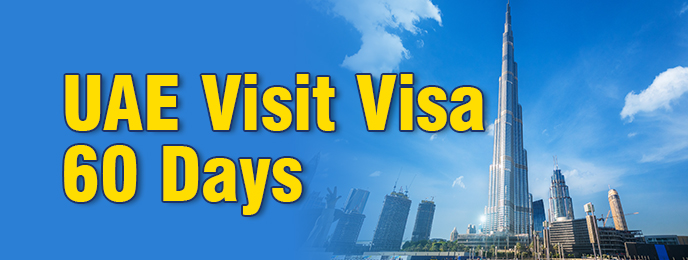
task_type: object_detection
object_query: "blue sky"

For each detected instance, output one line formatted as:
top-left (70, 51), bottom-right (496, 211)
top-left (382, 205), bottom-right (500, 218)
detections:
top-left (1, 0), bottom-right (687, 258)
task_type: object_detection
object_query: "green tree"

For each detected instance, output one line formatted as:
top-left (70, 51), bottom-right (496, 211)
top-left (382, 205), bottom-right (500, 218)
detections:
top-left (430, 242), bottom-right (441, 252)
top-left (515, 242), bottom-right (523, 259)
top-left (449, 241), bottom-right (458, 252)
top-left (529, 241), bottom-right (534, 256)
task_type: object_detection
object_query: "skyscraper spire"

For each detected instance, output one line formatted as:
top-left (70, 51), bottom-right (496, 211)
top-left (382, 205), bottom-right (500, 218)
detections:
top-left (554, 155), bottom-right (559, 170)
top-left (485, 1), bottom-right (531, 235)
top-left (505, 1), bottom-right (512, 33)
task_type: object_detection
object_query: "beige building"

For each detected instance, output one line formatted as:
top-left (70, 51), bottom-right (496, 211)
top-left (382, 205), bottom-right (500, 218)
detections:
top-left (608, 189), bottom-right (628, 231)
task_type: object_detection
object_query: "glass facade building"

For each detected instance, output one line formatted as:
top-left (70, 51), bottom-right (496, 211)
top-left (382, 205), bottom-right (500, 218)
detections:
top-left (328, 212), bottom-right (366, 254)
top-left (549, 166), bottom-right (575, 221)
top-left (371, 191), bottom-right (412, 251)
top-left (344, 188), bottom-right (370, 214)
top-left (486, 2), bottom-right (532, 235)
top-left (328, 188), bottom-right (371, 254)
top-left (532, 199), bottom-right (546, 233)
top-left (411, 200), bottom-right (436, 241)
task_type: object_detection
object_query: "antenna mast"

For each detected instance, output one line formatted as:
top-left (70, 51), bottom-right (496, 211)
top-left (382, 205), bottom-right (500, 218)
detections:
top-left (406, 174), bottom-right (417, 196)
top-left (393, 168), bottom-right (402, 192)
top-left (553, 155), bottom-right (559, 170)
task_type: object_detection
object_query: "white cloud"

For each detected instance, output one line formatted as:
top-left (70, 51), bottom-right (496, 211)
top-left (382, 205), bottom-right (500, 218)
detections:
top-left (637, 115), bottom-right (688, 162)
top-left (628, 132), bottom-right (637, 138)
top-left (560, 166), bottom-right (623, 196)
top-left (680, 2), bottom-right (688, 15)
top-left (487, 123), bottom-right (495, 136)
top-left (640, 140), bottom-right (688, 162)
top-left (452, 176), bottom-right (465, 188)
top-left (619, 66), bottom-right (688, 163)
top-left (430, 133), bottom-right (438, 141)
top-left (620, 66), bottom-right (688, 122)
top-left (328, 0), bottom-right (442, 75)
top-left (370, 170), bottom-right (381, 177)
top-left (528, 156), bottom-right (628, 200)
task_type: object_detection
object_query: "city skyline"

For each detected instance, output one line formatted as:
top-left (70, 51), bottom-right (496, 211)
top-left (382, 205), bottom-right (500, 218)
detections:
top-left (4, 0), bottom-right (688, 258)
top-left (307, 0), bottom-right (688, 242)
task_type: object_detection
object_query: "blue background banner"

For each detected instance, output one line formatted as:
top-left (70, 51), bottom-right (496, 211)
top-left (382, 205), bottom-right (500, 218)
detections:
top-left (2, 0), bottom-right (688, 259)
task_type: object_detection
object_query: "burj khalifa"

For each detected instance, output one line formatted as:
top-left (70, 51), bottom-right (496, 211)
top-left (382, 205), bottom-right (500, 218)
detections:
top-left (485, 2), bottom-right (532, 236)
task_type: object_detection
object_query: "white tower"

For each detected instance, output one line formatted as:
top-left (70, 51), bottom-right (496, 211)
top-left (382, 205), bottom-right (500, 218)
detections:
top-left (485, 2), bottom-right (532, 235)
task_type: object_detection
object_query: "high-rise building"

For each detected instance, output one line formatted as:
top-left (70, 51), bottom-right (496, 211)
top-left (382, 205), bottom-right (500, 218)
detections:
top-left (549, 162), bottom-right (575, 221)
top-left (532, 199), bottom-right (546, 233)
top-left (529, 193), bottom-right (533, 231)
top-left (328, 188), bottom-right (370, 254)
top-left (371, 190), bottom-right (412, 251)
top-left (486, 2), bottom-right (532, 235)
top-left (450, 227), bottom-right (459, 242)
top-left (344, 188), bottom-right (370, 214)
top-left (467, 224), bottom-right (476, 234)
top-left (411, 200), bottom-right (436, 241)
top-left (328, 212), bottom-right (366, 254)
top-left (608, 189), bottom-right (628, 231)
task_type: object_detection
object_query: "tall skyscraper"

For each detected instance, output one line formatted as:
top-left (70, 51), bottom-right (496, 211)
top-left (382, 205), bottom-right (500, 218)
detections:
top-left (328, 212), bottom-right (366, 254)
top-left (411, 200), bottom-right (436, 241)
top-left (328, 188), bottom-right (371, 254)
top-left (344, 188), bottom-right (370, 214)
top-left (532, 199), bottom-right (546, 233)
top-left (371, 190), bottom-right (412, 251)
top-left (608, 189), bottom-right (628, 231)
top-left (549, 161), bottom-right (575, 221)
top-left (486, 2), bottom-right (532, 235)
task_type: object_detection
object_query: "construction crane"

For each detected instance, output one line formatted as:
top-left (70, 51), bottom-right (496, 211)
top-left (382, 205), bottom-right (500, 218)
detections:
top-left (405, 174), bottom-right (417, 196)
top-left (598, 211), bottom-right (639, 227)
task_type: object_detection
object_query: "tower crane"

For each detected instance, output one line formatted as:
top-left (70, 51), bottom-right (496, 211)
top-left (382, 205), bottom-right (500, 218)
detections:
top-left (597, 211), bottom-right (639, 227)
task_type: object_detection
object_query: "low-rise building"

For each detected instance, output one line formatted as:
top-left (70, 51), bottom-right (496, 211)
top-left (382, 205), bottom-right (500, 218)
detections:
top-left (645, 235), bottom-right (682, 245)
top-left (596, 227), bottom-right (643, 255)
top-left (548, 218), bottom-right (592, 257)
top-left (547, 218), bottom-right (643, 257)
